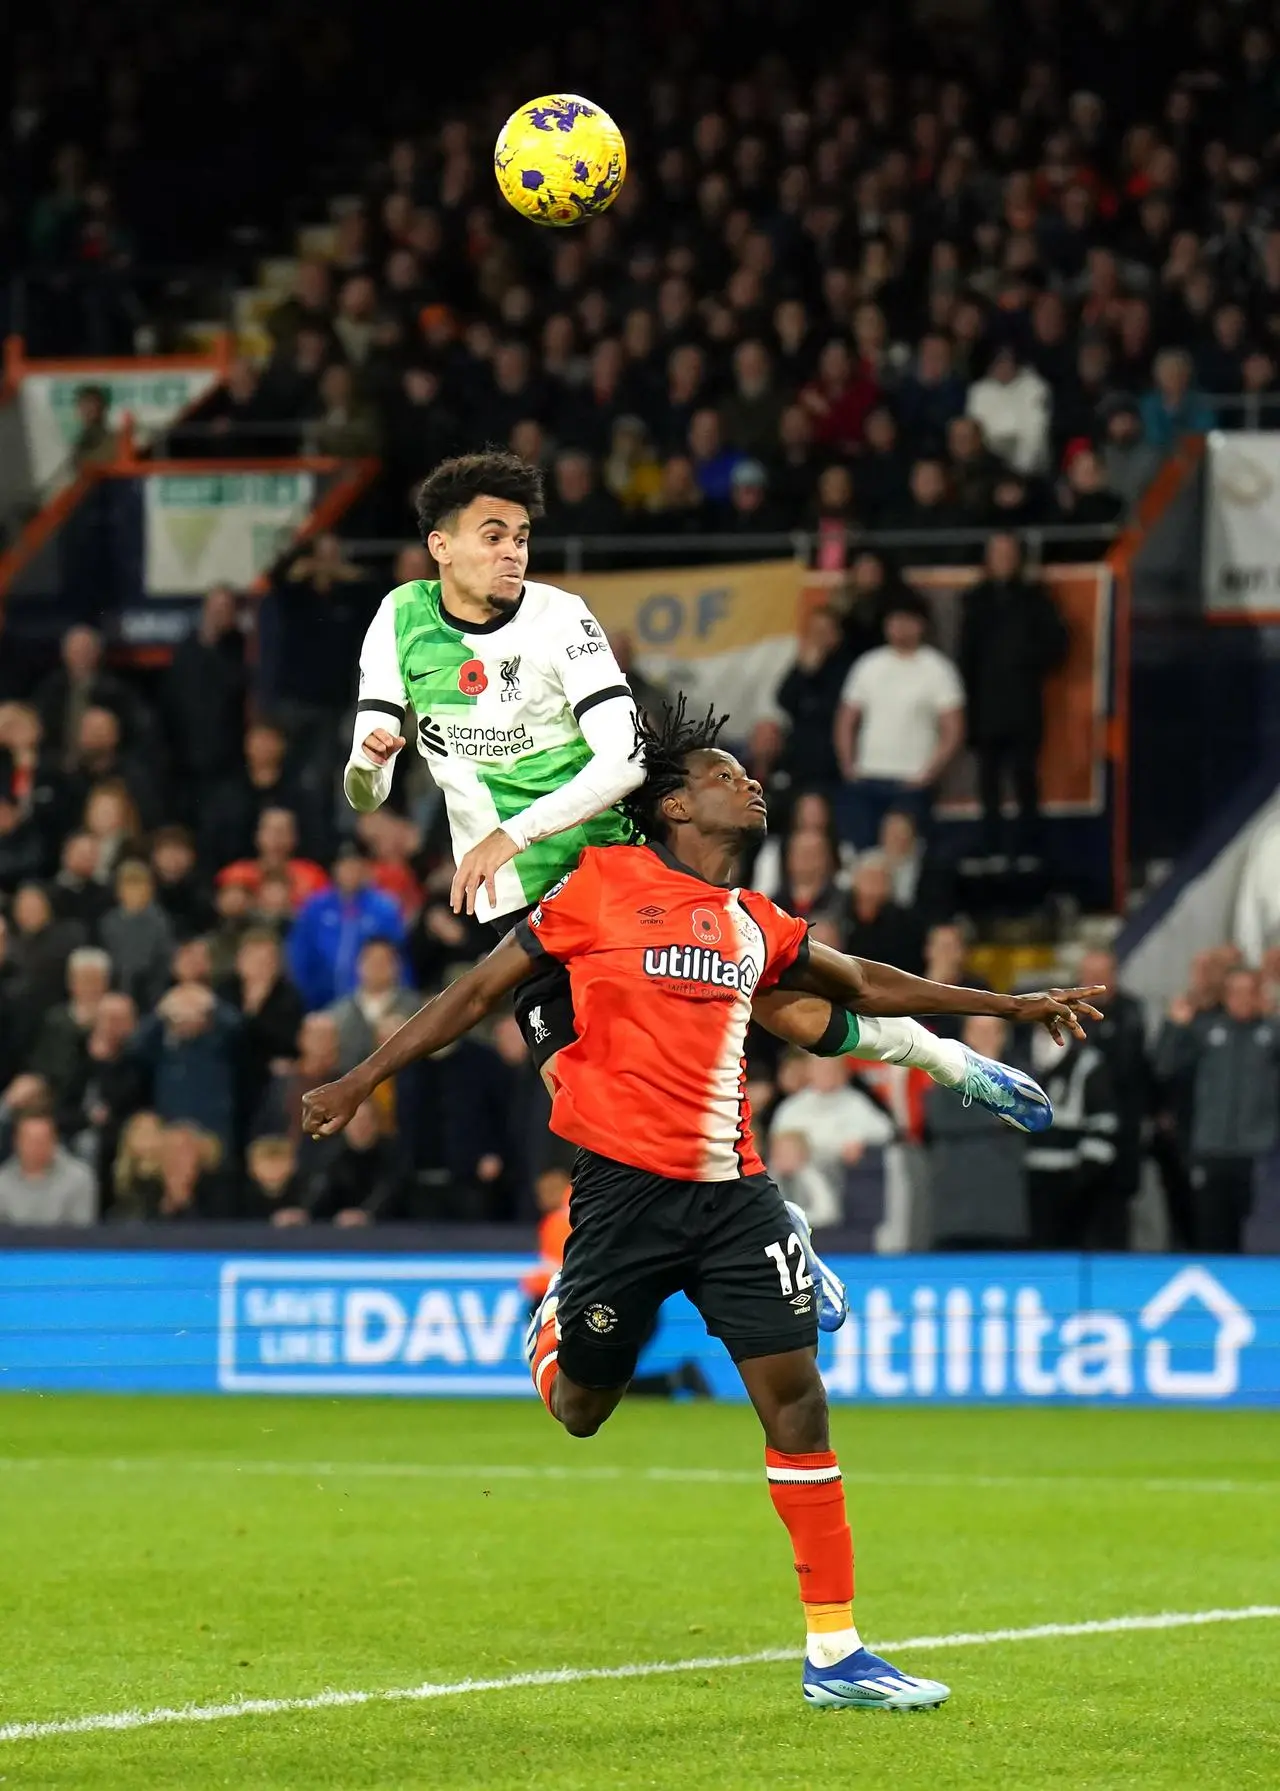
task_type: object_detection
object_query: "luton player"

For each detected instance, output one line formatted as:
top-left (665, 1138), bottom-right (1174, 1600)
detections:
top-left (304, 700), bottom-right (1101, 1713)
top-left (345, 451), bottom-right (1067, 1327)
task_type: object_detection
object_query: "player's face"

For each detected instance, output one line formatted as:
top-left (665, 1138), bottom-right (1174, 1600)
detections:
top-left (680, 749), bottom-right (768, 839)
top-left (429, 496), bottom-right (530, 613)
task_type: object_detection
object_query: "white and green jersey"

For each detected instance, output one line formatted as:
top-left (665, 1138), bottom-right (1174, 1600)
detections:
top-left (345, 577), bottom-right (639, 923)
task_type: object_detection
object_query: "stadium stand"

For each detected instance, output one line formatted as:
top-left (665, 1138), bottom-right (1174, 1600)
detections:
top-left (1, 0), bottom-right (1278, 1248)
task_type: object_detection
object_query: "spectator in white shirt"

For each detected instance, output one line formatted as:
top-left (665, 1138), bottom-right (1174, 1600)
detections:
top-left (0, 1110), bottom-right (96, 1225)
top-left (768, 1056), bottom-right (897, 1228)
top-left (965, 343), bottom-right (1051, 476)
top-left (833, 596), bottom-right (966, 847)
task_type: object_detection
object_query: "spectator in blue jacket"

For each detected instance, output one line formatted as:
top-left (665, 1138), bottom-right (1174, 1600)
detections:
top-left (1138, 349), bottom-right (1216, 447)
top-left (132, 983), bottom-right (241, 1156)
top-left (287, 841), bottom-right (407, 1011)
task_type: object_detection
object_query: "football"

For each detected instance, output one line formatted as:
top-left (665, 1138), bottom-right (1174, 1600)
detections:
top-left (493, 94), bottom-right (626, 227)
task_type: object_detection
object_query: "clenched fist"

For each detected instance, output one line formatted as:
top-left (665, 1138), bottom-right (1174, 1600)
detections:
top-left (360, 728), bottom-right (407, 767)
top-left (301, 1077), bottom-right (364, 1138)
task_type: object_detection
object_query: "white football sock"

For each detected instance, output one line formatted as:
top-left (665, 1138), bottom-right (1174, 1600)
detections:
top-left (849, 1015), bottom-right (967, 1089)
top-left (806, 1626), bottom-right (864, 1667)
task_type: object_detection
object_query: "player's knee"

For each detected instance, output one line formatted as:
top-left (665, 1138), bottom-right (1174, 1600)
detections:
top-left (767, 1377), bottom-right (830, 1455)
top-left (552, 1379), bottom-right (611, 1438)
top-left (560, 1408), bottom-right (605, 1438)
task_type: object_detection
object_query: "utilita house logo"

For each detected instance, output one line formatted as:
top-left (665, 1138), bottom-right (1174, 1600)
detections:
top-left (821, 1265), bottom-right (1257, 1403)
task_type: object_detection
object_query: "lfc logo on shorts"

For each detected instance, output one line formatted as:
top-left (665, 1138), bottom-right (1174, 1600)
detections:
top-left (585, 1302), bottom-right (618, 1334)
top-left (691, 907), bottom-right (722, 945)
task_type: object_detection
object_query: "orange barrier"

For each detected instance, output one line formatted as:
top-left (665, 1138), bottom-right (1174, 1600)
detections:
top-left (0, 469), bottom-right (98, 601)
top-left (1, 333), bottom-right (232, 396)
top-left (0, 452), bottom-right (380, 629)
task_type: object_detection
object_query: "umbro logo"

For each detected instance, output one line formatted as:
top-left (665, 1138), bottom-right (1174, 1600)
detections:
top-left (636, 904), bottom-right (664, 925)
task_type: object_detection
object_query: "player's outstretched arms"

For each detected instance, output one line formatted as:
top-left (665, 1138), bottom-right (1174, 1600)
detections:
top-left (784, 941), bottom-right (1105, 1045)
top-left (301, 932), bottom-right (533, 1137)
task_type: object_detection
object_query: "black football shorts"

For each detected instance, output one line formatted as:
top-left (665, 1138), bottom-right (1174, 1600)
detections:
top-left (554, 1147), bottom-right (821, 1389)
top-left (488, 905), bottom-right (575, 1069)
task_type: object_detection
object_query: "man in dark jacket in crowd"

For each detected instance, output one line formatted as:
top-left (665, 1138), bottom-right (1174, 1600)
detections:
top-left (161, 585), bottom-right (248, 805)
top-left (33, 626), bottom-right (145, 769)
top-left (256, 535), bottom-right (375, 801)
top-left (841, 856), bottom-right (926, 974)
top-left (927, 1016), bottom-right (1030, 1248)
top-left (0, 913), bottom-right (37, 1094)
top-left (393, 1029), bottom-right (520, 1221)
top-left (1023, 1029), bottom-right (1123, 1247)
top-left (1155, 968), bottom-right (1280, 1252)
top-left (774, 606), bottom-right (850, 798)
top-left (302, 1098), bottom-right (405, 1223)
top-left (132, 982), bottom-right (242, 1159)
top-left (200, 722), bottom-right (328, 872)
top-left (1077, 947), bottom-right (1151, 1221)
top-left (959, 532), bottom-right (1069, 867)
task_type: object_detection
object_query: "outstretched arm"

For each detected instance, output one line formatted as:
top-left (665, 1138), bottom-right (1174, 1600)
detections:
top-left (783, 940), bottom-right (1103, 1045)
top-left (301, 932), bottom-right (533, 1137)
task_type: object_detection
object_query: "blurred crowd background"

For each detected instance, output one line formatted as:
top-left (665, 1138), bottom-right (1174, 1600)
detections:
top-left (1, 0), bottom-right (1279, 1248)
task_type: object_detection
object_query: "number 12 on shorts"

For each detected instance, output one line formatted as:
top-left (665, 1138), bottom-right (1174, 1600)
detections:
top-left (765, 1233), bottom-right (815, 1297)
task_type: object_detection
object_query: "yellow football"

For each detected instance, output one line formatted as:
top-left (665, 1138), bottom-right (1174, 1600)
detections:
top-left (494, 94), bottom-right (626, 227)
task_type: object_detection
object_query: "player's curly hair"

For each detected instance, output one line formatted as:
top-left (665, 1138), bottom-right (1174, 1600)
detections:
top-left (620, 694), bottom-right (730, 843)
top-left (414, 450), bottom-right (546, 542)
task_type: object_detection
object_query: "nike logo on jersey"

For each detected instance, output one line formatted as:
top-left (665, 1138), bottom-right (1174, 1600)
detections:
top-left (409, 669), bottom-right (446, 682)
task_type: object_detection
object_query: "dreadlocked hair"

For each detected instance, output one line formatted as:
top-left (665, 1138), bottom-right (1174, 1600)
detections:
top-left (620, 694), bottom-right (731, 843)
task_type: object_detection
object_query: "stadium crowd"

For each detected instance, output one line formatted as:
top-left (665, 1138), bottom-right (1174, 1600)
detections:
top-left (14, 0), bottom-right (1280, 559)
top-left (1, 0), bottom-right (1279, 1248)
top-left (0, 600), bottom-right (1273, 1253)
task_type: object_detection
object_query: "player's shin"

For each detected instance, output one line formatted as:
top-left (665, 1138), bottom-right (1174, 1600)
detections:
top-left (529, 1319), bottom-right (560, 1413)
top-left (524, 1280), bottom-right (561, 1415)
top-left (765, 1448), bottom-right (863, 1665)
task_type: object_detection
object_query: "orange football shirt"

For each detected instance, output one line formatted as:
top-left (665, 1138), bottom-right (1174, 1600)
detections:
top-left (518, 843), bottom-right (809, 1181)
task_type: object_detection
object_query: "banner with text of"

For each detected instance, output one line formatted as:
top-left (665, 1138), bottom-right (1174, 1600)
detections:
top-left (20, 364), bottom-right (220, 490)
top-left (0, 1253), bottom-right (1274, 1404)
top-left (803, 563), bottom-right (1111, 816)
top-left (1202, 430), bottom-right (1280, 616)
top-left (143, 471), bottom-right (316, 595)
top-left (565, 559), bottom-right (804, 731)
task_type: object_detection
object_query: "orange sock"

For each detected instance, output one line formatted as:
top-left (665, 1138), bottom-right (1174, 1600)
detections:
top-left (529, 1312), bottom-right (560, 1414)
top-left (765, 1448), bottom-right (855, 1629)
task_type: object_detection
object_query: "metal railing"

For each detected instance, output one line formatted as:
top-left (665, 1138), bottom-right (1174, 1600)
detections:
top-left (150, 417), bottom-right (332, 456)
top-left (338, 521), bottom-right (1122, 575)
top-left (6, 266), bottom-right (240, 357)
top-left (1200, 393), bottom-right (1280, 431)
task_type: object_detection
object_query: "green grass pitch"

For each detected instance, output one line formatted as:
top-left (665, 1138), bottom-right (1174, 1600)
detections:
top-left (0, 1394), bottom-right (1277, 1788)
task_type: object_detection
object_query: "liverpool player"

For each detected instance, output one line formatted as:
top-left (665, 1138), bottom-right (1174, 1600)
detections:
top-left (303, 702), bottom-right (1100, 1713)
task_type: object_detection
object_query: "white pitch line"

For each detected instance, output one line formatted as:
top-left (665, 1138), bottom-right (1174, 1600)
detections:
top-left (1, 1606), bottom-right (1277, 1745)
top-left (0, 1456), bottom-right (1274, 1496)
